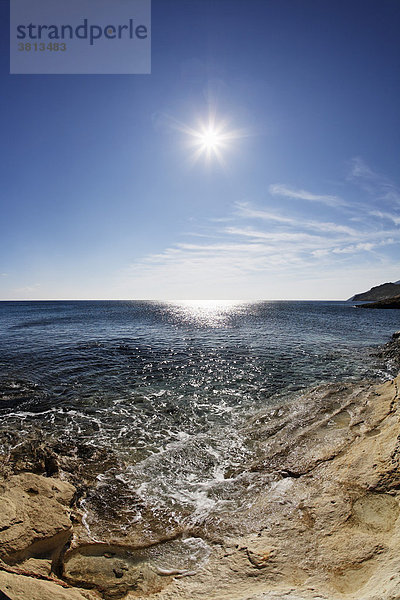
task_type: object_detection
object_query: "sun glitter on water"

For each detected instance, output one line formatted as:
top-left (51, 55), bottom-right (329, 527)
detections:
top-left (164, 300), bottom-right (248, 327)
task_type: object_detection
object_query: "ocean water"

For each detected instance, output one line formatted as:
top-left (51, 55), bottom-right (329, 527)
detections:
top-left (0, 300), bottom-right (398, 536)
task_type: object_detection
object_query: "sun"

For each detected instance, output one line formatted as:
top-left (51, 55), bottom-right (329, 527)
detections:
top-left (196, 126), bottom-right (224, 153)
top-left (186, 119), bottom-right (238, 165)
top-left (163, 110), bottom-right (248, 166)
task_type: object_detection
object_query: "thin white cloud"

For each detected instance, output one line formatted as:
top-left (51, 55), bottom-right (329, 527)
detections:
top-left (332, 243), bottom-right (375, 254)
top-left (208, 216), bottom-right (236, 223)
top-left (269, 183), bottom-right (347, 207)
top-left (349, 157), bottom-right (400, 206)
top-left (235, 201), bottom-right (358, 236)
top-left (122, 210), bottom-right (398, 296)
top-left (118, 162), bottom-right (399, 299)
top-left (369, 210), bottom-right (400, 226)
top-left (235, 202), bottom-right (294, 224)
top-left (176, 242), bottom-right (270, 253)
top-left (331, 238), bottom-right (396, 255)
top-left (311, 222), bottom-right (358, 235)
top-left (224, 226), bottom-right (322, 244)
top-left (349, 157), bottom-right (377, 180)
top-left (312, 249), bottom-right (329, 258)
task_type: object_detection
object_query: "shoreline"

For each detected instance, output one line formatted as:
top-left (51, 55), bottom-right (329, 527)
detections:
top-left (1, 333), bottom-right (400, 600)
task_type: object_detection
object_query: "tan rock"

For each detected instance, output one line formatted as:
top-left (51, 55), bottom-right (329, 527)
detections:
top-left (18, 558), bottom-right (52, 577)
top-left (0, 473), bottom-right (75, 564)
top-left (0, 570), bottom-right (90, 600)
top-left (1, 376), bottom-right (400, 600)
top-left (64, 549), bottom-right (166, 598)
top-left (121, 376), bottom-right (400, 600)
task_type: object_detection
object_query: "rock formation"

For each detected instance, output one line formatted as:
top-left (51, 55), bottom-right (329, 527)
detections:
top-left (350, 281), bottom-right (400, 302)
top-left (1, 335), bottom-right (400, 599)
top-left (357, 295), bottom-right (400, 309)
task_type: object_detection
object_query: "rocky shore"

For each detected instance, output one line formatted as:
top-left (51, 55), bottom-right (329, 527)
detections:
top-left (357, 295), bottom-right (400, 309)
top-left (1, 333), bottom-right (400, 600)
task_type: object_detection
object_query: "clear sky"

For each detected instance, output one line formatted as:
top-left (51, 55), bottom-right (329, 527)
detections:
top-left (1, 0), bottom-right (399, 300)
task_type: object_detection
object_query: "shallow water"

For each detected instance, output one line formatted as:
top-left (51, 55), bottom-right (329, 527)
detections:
top-left (0, 300), bottom-right (398, 535)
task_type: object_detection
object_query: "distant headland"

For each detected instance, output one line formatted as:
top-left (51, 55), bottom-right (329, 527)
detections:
top-left (350, 280), bottom-right (400, 309)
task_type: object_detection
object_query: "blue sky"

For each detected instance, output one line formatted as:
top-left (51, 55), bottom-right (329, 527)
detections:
top-left (1, 0), bottom-right (399, 300)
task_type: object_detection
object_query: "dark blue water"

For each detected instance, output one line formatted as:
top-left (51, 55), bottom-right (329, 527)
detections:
top-left (0, 300), bottom-right (398, 532)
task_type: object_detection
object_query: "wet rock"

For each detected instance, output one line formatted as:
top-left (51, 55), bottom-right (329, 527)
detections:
top-left (63, 544), bottom-right (169, 599)
top-left (61, 537), bottom-right (211, 598)
top-left (127, 375), bottom-right (400, 600)
top-left (44, 451), bottom-right (59, 477)
top-left (379, 334), bottom-right (400, 374)
top-left (1, 359), bottom-right (400, 600)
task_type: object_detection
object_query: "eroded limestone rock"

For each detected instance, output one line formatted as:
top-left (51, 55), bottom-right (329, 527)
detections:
top-left (0, 570), bottom-right (92, 600)
top-left (1, 370), bottom-right (400, 600)
top-left (0, 473), bottom-right (75, 564)
top-left (63, 544), bottom-right (169, 599)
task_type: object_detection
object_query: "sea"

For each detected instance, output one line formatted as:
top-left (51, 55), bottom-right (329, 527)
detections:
top-left (0, 300), bottom-right (399, 540)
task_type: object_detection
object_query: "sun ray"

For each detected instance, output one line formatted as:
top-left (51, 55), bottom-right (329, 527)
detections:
top-left (185, 117), bottom-right (246, 166)
top-left (160, 111), bottom-right (248, 167)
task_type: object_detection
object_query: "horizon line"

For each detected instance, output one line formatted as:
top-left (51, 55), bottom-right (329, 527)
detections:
top-left (0, 297), bottom-right (350, 302)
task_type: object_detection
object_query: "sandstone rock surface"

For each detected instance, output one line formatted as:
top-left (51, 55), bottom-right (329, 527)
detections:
top-left (1, 365), bottom-right (400, 600)
top-left (0, 569), bottom-right (92, 600)
top-left (123, 375), bottom-right (400, 600)
top-left (0, 473), bottom-right (75, 565)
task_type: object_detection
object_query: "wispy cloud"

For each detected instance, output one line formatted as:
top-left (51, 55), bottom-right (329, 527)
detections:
top-left (269, 183), bottom-right (347, 207)
top-left (122, 221), bottom-right (397, 298)
top-left (369, 210), bottom-right (400, 226)
top-left (349, 157), bottom-right (400, 206)
top-left (349, 157), bottom-right (378, 180)
top-left (235, 202), bottom-right (294, 224)
top-left (332, 243), bottom-right (375, 254)
top-left (224, 226), bottom-right (321, 244)
top-left (235, 201), bottom-right (358, 235)
top-left (176, 242), bottom-right (269, 252)
top-left (118, 160), bottom-right (399, 298)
